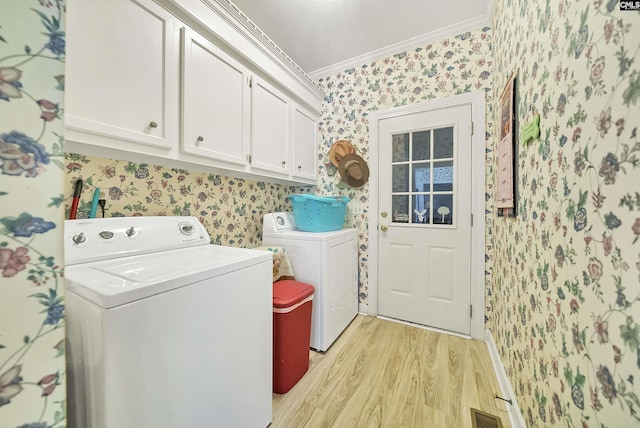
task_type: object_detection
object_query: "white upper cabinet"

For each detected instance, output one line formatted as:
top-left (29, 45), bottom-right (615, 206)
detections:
top-left (250, 76), bottom-right (290, 177)
top-left (65, 0), bottom-right (323, 185)
top-left (181, 27), bottom-right (250, 166)
top-left (65, 0), bottom-right (177, 150)
top-left (291, 104), bottom-right (318, 181)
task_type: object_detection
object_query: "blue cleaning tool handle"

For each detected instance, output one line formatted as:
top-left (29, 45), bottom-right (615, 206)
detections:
top-left (89, 188), bottom-right (100, 218)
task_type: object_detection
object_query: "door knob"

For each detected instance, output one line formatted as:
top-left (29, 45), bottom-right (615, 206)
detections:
top-left (381, 212), bottom-right (388, 218)
top-left (380, 225), bottom-right (388, 232)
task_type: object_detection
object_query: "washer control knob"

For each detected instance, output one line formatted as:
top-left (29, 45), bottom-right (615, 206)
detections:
top-left (72, 233), bottom-right (86, 244)
top-left (125, 226), bottom-right (136, 237)
top-left (99, 231), bottom-right (114, 240)
top-left (179, 222), bottom-right (194, 235)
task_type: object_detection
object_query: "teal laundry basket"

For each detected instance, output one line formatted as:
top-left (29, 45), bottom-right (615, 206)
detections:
top-left (288, 194), bottom-right (350, 232)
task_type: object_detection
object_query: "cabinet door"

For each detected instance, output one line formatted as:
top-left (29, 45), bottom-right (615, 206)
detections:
top-left (291, 104), bottom-right (318, 181)
top-left (250, 76), bottom-right (290, 176)
top-left (66, 0), bottom-right (176, 149)
top-left (181, 28), bottom-right (250, 166)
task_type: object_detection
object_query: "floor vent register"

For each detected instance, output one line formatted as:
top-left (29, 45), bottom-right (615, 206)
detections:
top-left (470, 408), bottom-right (503, 428)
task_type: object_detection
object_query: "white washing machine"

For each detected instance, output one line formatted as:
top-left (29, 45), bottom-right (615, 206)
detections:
top-left (263, 212), bottom-right (358, 352)
top-left (64, 216), bottom-right (273, 428)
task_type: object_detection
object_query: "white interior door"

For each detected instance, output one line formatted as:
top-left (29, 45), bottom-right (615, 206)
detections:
top-left (378, 104), bottom-right (473, 335)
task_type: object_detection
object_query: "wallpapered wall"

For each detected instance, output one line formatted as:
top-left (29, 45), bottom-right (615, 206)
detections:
top-left (491, 0), bottom-right (639, 426)
top-left (4, 1), bottom-right (638, 427)
top-left (61, 153), bottom-right (305, 247)
top-left (314, 28), bottom-right (495, 308)
top-left (0, 1), bottom-right (67, 427)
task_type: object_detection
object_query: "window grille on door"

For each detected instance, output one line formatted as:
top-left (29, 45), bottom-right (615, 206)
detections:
top-left (390, 126), bottom-right (455, 225)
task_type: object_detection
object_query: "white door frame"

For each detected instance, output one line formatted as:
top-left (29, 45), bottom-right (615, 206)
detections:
top-left (367, 91), bottom-right (486, 341)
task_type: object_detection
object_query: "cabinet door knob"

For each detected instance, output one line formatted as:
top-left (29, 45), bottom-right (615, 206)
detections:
top-left (149, 121), bottom-right (158, 128)
top-left (297, 165), bottom-right (302, 170)
top-left (197, 136), bottom-right (204, 142)
top-left (380, 225), bottom-right (388, 232)
top-left (281, 161), bottom-right (286, 167)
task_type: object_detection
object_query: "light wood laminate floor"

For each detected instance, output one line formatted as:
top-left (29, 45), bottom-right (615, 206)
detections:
top-left (272, 315), bottom-right (510, 428)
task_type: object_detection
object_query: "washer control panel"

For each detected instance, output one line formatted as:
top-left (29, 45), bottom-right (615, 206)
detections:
top-left (65, 216), bottom-right (210, 265)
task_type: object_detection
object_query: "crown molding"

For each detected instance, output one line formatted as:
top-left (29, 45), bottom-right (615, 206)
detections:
top-left (208, 0), bottom-right (324, 94)
top-left (308, 4), bottom-right (494, 81)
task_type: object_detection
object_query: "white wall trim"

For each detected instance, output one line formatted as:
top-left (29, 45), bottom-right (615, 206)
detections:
top-left (358, 303), bottom-right (369, 315)
top-left (367, 90), bottom-right (486, 341)
top-left (309, 10), bottom-right (493, 80)
top-left (485, 329), bottom-right (526, 428)
top-left (209, 0), bottom-right (322, 92)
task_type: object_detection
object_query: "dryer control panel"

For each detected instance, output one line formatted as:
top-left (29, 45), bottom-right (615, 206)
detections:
top-left (263, 212), bottom-right (297, 233)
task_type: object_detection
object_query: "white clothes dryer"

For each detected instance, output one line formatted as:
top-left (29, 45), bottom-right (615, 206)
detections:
top-left (64, 216), bottom-right (272, 428)
top-left (263, 212), bottom-right (358, 352)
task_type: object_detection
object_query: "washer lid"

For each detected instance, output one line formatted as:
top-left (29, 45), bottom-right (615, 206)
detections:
top-left (65, 245), bottom-right (272, 308)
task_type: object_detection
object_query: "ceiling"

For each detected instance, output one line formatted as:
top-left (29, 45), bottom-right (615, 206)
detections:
top-left (230, 0), bottom-right (494, 78)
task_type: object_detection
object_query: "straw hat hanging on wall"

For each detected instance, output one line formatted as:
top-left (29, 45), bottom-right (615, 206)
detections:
top-left (328, 140), bottom-right (355, 167)
top-left (327, 139), bottom-right (370, 188)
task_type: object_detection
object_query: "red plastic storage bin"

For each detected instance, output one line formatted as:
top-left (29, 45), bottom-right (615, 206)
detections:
top-left (272, 280), bottom-right (315, 394)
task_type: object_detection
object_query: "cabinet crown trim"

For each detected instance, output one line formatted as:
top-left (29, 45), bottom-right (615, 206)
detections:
top-left (200, 0), bottom-right (323, 96)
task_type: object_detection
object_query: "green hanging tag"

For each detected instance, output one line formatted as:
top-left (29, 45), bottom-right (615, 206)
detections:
top-left (520, 113), bottom-right (540, 147)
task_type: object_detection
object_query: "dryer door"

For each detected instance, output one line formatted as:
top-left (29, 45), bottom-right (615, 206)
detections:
top-left (324, 234), bottom-right (358, 350)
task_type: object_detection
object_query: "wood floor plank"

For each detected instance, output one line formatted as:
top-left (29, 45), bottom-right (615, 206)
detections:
top-left (272, 315), bottom-right (510, 428)
top-left (448, 336), bottom-right (468, 428)
top-left (331, 319), bottom-right (400, 427)
top-left (422, 330), bottom-right (449, 412)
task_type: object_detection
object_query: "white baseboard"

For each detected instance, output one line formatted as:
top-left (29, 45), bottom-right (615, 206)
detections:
top-left (485, 329), bottom-right (526, 428)
top-left (358, 303), bottom-right (369, 315)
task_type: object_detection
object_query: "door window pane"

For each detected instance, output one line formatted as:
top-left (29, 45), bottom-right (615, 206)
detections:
top-left (433, 160), bottom-right (453, 191)
top-left (412, 162), bottom-right (430, 192)
top-left (389, 127), bottom-right (455, 226)
top-left (433, 194), bottom-right (453, 225)
top-left (392, 195), bottom-right (409, 223)
top-left (392, 133), bottom-right (409, 162)
top-left (412, 131), bottom-right (430, 161)
top-left (392, 164), bottom-right (409, 192)
top-left (413, 194), bottom-right (430, 224)
top-left (434, 127), bottom-right (453, 159)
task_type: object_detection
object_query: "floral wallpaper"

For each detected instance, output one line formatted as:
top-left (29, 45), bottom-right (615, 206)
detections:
top-left (62, 153), bottom-right (306, 247)
top-left (3, 1), bottom-right (636, 427)
top-left (491, 0), bottom-right (640, 426)
top-left (0, 1), bottom-right (67, 427)
top-left (315, 27), bottom-right (495, 309)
